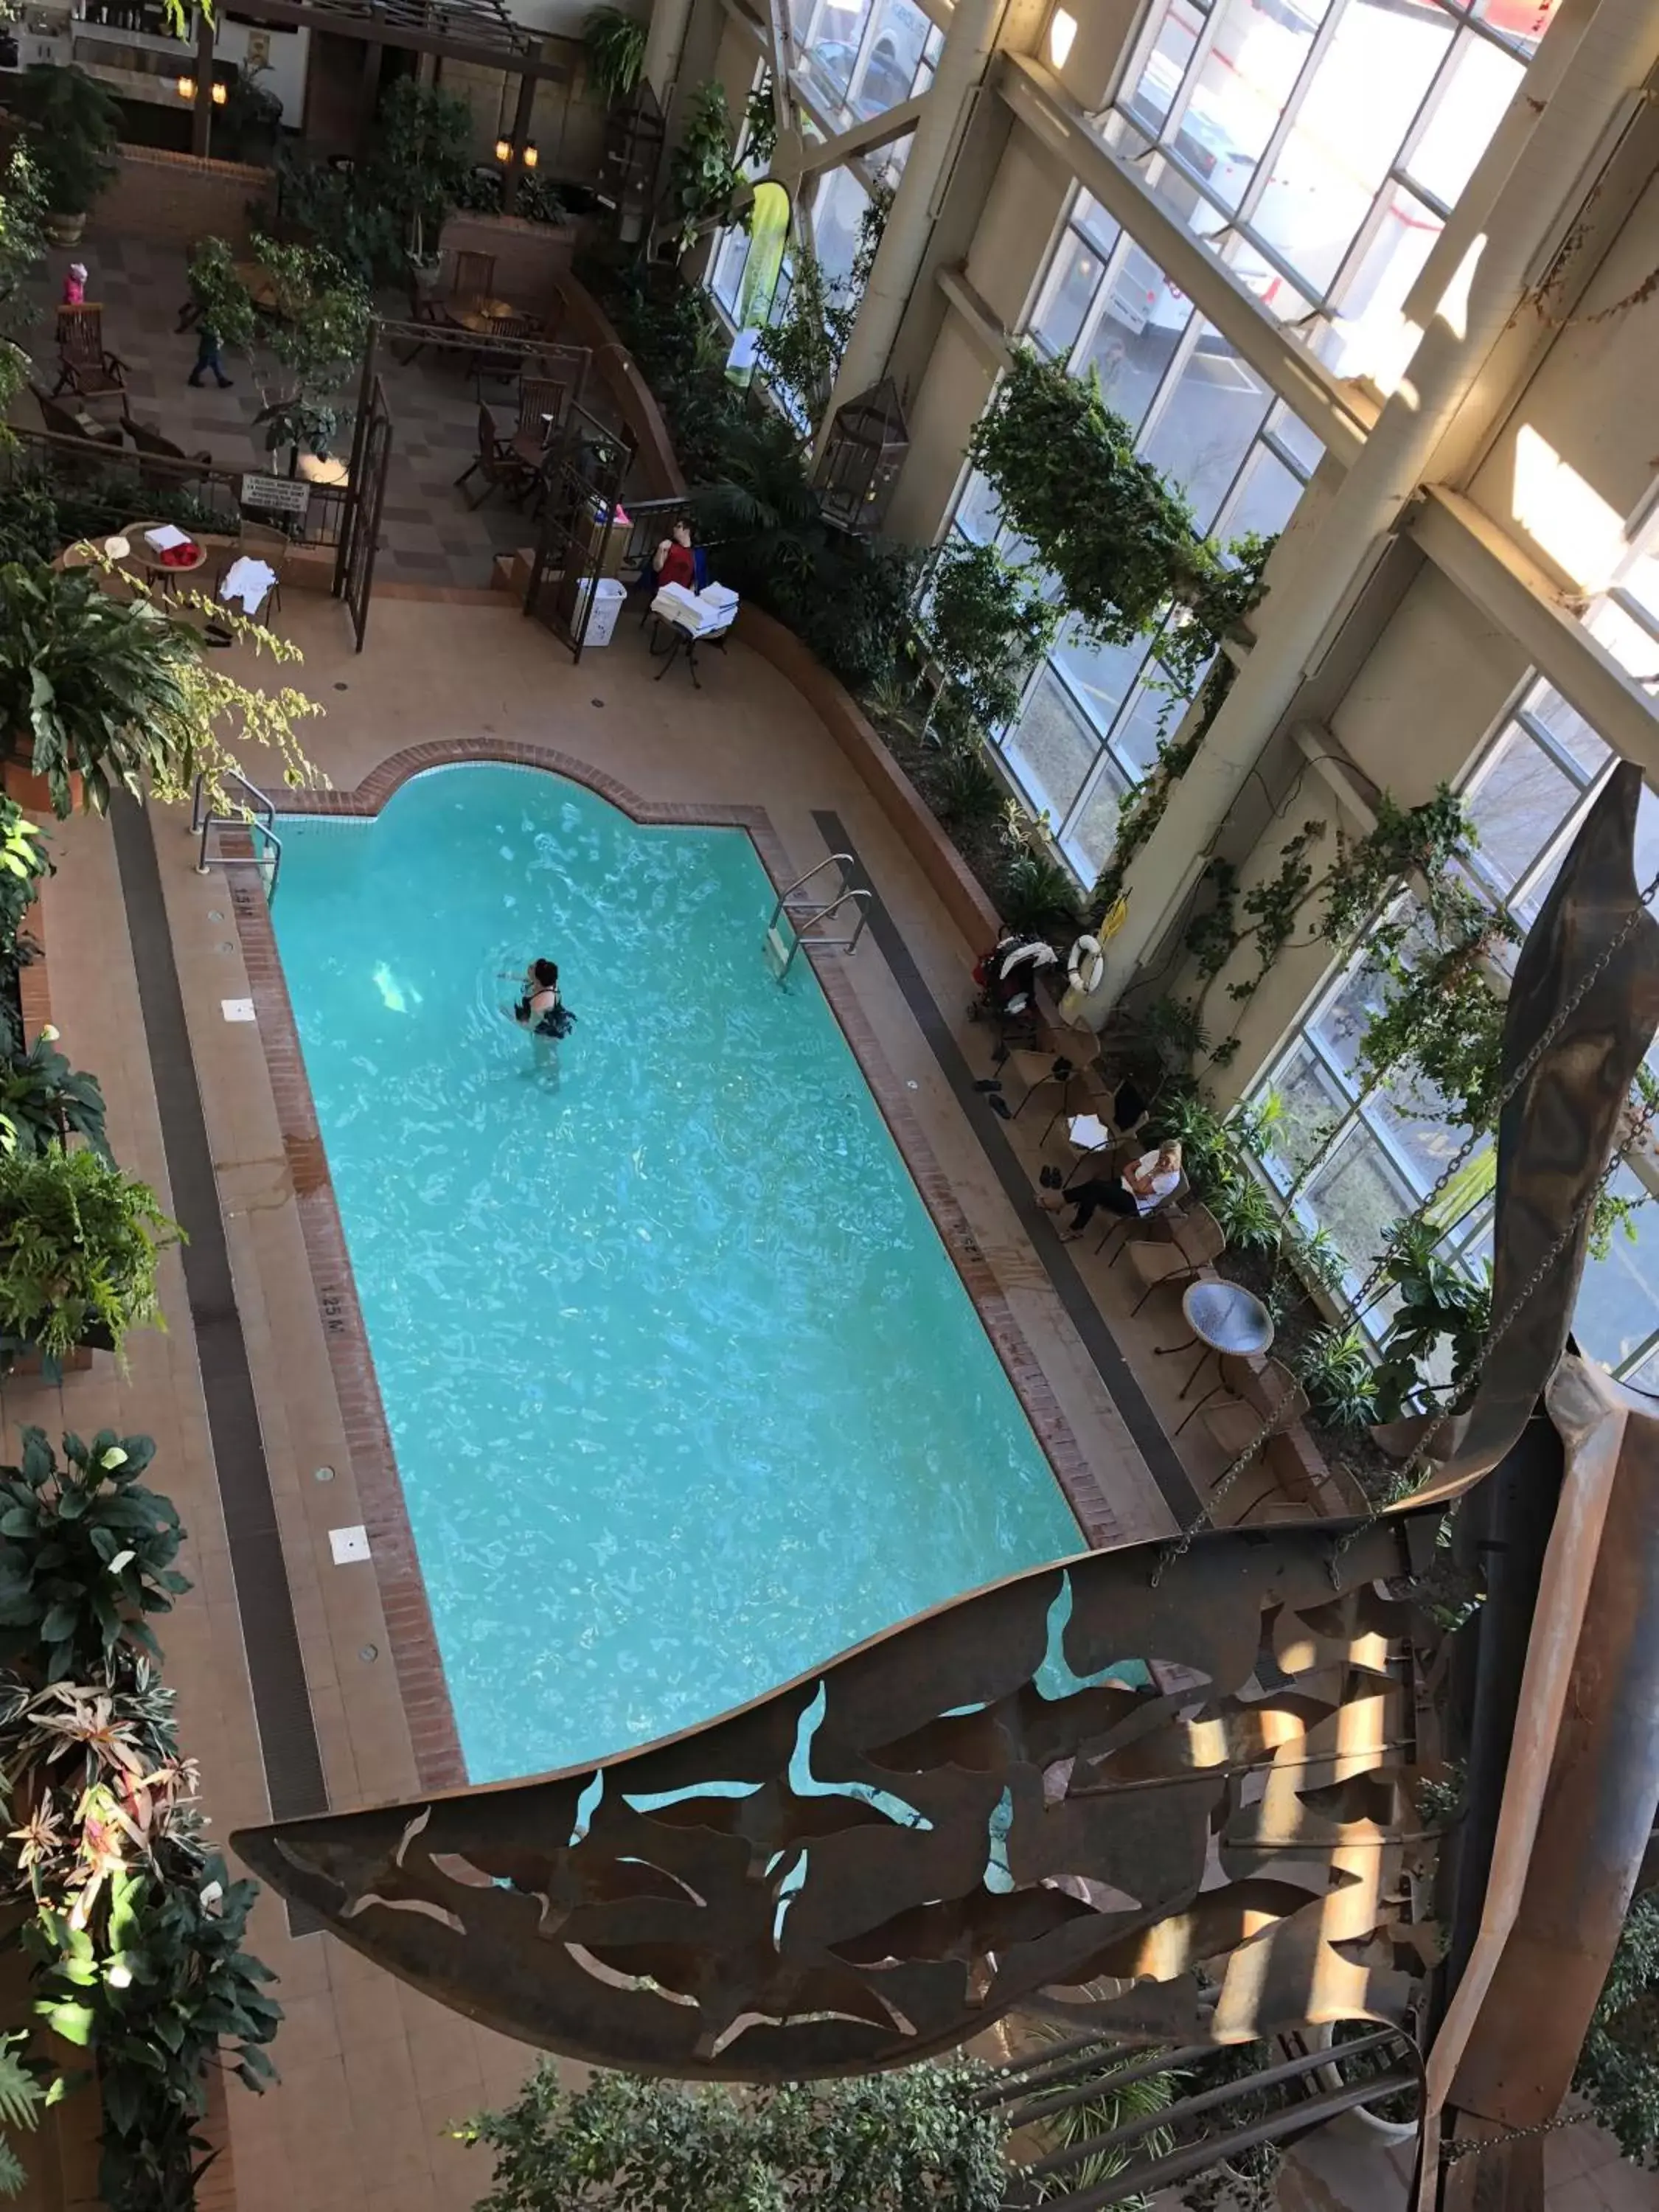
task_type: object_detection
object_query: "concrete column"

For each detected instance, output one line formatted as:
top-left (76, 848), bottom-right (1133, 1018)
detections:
top-left (812, 0), bottom-right (1006, 454)
top-left (1103, 0), bottom-right (1659, 997)
top-left (642, 0), bottom-right (694, 102)
top-left (190, 7), bottom-right (214, 159)
top-left (501, 69), bottom-right (537, 215)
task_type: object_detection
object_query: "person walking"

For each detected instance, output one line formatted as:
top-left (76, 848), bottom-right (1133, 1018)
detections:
top-left (187, 322), bottom-right (233, 390)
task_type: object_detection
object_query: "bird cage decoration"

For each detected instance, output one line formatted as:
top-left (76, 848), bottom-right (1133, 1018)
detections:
top-left (601, 82), bottom-right (665, 240)
top-left (814, 376), bottom-right (909, 534)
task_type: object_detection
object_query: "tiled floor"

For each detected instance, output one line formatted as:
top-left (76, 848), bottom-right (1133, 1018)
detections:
top-left (17, 236), bottom-right (566, 588)
top-left (10, 585), bottom-right (1652, 2212)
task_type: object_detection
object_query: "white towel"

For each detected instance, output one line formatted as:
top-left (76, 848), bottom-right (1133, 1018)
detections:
top-left (698, 582), bottom-right (739, 613)
top-left (219, 556), bottom-right (277, 614)
top-left (144, 524), bottom-right (189, 552)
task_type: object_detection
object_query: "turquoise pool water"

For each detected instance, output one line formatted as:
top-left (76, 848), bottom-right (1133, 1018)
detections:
top-left (271, 765), bottom-right (1079, 1783)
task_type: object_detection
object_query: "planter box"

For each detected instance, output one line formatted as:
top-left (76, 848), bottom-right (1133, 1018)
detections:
top-left (4, 757), bottom-right (80, 817)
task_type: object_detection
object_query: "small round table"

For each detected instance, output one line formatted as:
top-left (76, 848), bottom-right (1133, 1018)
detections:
top-left (447, 294), bottom-right (526, 333)
top-left (1155, 1278), bottom-right (1275, 1408)
top-left (120, 522), bottom-right (208, 580)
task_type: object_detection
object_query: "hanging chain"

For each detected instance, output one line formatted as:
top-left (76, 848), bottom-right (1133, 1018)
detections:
top-left (1153, 868), bottom-right (1659, 1586)
top-left (1441, 2113), bottom-right (1579, 2164)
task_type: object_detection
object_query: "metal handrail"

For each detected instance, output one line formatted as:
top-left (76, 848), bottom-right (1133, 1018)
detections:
top-left (764, 856), bottom-right (869, 977)
top-left (192, 769), bottom-right (284, 900)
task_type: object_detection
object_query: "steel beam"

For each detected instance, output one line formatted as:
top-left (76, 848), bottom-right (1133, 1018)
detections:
top-left (995, 51), bottom-right (1376, 470)
top-left (1408, 486), bottom-right (1659, 787)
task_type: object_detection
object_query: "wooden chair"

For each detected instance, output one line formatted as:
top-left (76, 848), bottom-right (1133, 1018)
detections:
top-left (1197, 1355), bottom-right (1310, 1518)
top-left (453, 405), bottom-right (536, 510)
top-left (121, 414), bottom-right (212, 491)
top-left (451, 248), bottom-right (496, 301)
top-left (470, 313), bottom-right (535, 399)
top-left (395, 279), bottom-right (448, 365)
top-left (1124, 1202), bottom-right (1225, 1316)
top-left (512, 372), bottom-right (574, 467)
top-left (30, 385), bottom-right (122, 456)
top-left (52, 306), bottom-right (128, 403)
top-left (212, 519), bottom-right (290, 622)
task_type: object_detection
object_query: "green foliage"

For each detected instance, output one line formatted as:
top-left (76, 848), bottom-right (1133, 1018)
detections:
top-left (0, 148), bottom-right (46, 417)
top-left (1354, 897), bottom-right (1517, 1130)
top-left (0, 1027), bottom-right (108, 1161)
top-left (364, 77), bottom-right (473, 264)
top-left (1576, 1891), bottom-right (1659, 2166)
top-left (451, 167), bottom-right (569, 224)
top-left (8, 67), bottom-right (119, 217)
top-left (0, 1147), bottom-right (179, 1367)
top-left (1142, 1088), bottom-right (1234, 1201)
top-left (1092, 661), bottom-right (1234, 919)
top-left (1416, 1759), bottom-right (1466, 1828)
top-left (664, 82), bottom-right (740, 254)
top-left (0, 459), bottom-right (225, 571)
top-left (754, 184), bottom-right (889, 434)
top-left (188, 232), bottom-right (370, 459)
top-left (1020, 2025), bottom-right (1178, 2203)
top-left (456, 2057), bottom-right (1009, 2211)
top-left (583, 6), bottom-right (647, 105)
top-left (1207, 1172), bottom-right (1282, 1254)
top-left (1371, 1217), bottom-right (1490, 1422)
top-left (0, 560), bottom-right (321, 819)
top-left (930, 743), bottom-right (1006, 837)
top-left (1294, 1326), bottom-right (1377, 1431)
top-left (1320, 784), bottom-right (1476, 950)
top-left (968, 347), bottom-right (1207, 648)
top-left (1590, 1183), bottom-right (1648, 1262)
top-left (0, 1429), bottom-right (184, 1680)
top-left (0, 2031), bottom-right (44, 2199)
top-left (0, 803), bottom-right (49, 964)
top-left (920, 540), bottom-right (1059, 736)
top-left (266, 150), bottom-right (402, 288)
top-left (214, 66), bottom-right (283, 166)
top-left (742, 74), bottom-right (779, 172)
top-left (1001, 847), bottom-right (1082, 935)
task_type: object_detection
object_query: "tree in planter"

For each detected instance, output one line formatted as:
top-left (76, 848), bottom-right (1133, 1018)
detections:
top-left (0, 1429), bottom-right (185, 1680)
top-left (7, 67), bottom-right (119, 243)
top-left (918, 538), bottom-right (1059, 738)
top-left (455, 2058), bottom-right (1010, 2211)
top-left (0, 561), bottom-right (323, 820)
top-left (1368, 1218), bottom-right (1490, 1422)
top-left (186, 234), bottom-right (370, 465)
top-left (582, 4), bottom-right (647, 104)
top-left (662, 82), bottom-right (740, 254)
top-left (0, 1147), bottom-right (179, 1371)
top-left (364, 78), bottom-right (473, 275)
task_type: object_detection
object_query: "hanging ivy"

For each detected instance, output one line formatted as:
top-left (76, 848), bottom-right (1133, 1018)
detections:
top-left (1093, 661), bottom-right (1236, 919)
top-left (918, 540), bottom-right (1059, 736)
top-left (742, 76), bottom-right (778, 173)
top-left (664, 83), bottom-right (741, 254)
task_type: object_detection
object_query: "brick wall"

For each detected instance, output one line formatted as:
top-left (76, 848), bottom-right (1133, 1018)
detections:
top-left (85, 145), bottom-right (271, 253)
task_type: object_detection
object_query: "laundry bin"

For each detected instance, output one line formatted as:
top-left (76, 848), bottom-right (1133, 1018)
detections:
top-left (575, 576), bottom-right (627, 647)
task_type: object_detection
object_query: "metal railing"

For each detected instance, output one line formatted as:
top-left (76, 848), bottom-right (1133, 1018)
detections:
top-left (764, 855), bottom-right (869, 978)
top-left (2, 424), bottom-right (350, 552)
top-left (192, 769), bottom-right (284, 900)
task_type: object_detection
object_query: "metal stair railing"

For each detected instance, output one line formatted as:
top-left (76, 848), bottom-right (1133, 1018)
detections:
top-left (763, 855), bottom-right (869, 978)
top-left (192, 768), bottom-right (284, 900)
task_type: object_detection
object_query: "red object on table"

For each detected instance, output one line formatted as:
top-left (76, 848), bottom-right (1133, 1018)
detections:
top-left (160, 541), bottom-right (198, 567)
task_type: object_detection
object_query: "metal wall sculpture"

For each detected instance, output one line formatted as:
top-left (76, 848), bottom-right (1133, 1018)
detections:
top-left (233, 765), bottom-right (1659, 2087)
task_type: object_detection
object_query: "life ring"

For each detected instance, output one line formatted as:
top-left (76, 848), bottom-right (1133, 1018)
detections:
top-left (1068, 933), bottom-right (1107, 995)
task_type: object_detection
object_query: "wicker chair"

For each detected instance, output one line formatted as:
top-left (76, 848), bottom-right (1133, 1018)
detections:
top-left (1123, 1202), bottom-right (1225, 1316)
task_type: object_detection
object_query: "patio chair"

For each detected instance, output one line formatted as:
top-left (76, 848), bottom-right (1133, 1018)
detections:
top-left (52, 305), bottom-right (128, 404)
top-left (212, 519), bottom-right (289, 622)
top-left (451, 248), bottom-right (496, 302)
top-left (470, 313), bottom-right (535, 399)
top-left (395, 279), bottom-right (448, 366)
top-left (1097, 1154), bottom-right (1191, 1259)
top-left (121, 414), bottom-right (213, 492)
top-left (31, 385), bottom-right (122, 454)
top-left (512, 372), bottom-right (574, 468)
top-left (1124, 1201), bottom-right (1225, 1316)
top-left (1197, 1355), bottom-right (1311, 1517)
top-left (453, 405), bottom-right (536, 510)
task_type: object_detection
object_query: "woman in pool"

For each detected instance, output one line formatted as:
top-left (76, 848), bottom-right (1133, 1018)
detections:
top-left (513, 959), bottom-right (574, 1040)
top-left (1039, 1140), bottom-right (1182, 1243)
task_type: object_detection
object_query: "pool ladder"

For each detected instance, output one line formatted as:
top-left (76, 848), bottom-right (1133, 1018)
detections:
top-left (192, 769), bottom-right (284, 901)
top-left (765, 855), bottom-right (870, 978)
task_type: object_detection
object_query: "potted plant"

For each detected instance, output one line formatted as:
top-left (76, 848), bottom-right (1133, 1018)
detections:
top-left (0, 560), bottom-right (322, 818)
top-left (187, 232), bottom-right (369, 468)
top-left (8, 66), bottom-right (120, 248)
top-left (0, 1024), bottom-right (109, 1160)
top-left (0, 1146), bottom-right (179, 1377)
top-left (582, 5), bottom-right (647, 105)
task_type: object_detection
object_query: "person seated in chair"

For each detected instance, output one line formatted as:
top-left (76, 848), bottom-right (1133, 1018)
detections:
top-left (653, 517), bottom-right (698, 592)
top-left (1040, 1141), bottom-right (1182, 1243)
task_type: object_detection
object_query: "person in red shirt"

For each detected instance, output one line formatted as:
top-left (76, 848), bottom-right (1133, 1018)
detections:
top-left (653, 517), bottom-right (697, 592)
